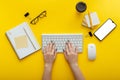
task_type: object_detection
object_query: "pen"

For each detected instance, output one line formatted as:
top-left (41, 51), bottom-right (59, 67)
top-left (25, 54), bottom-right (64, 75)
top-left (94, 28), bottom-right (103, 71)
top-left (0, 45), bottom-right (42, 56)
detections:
top-left (88, 11), bottom-right (93, 29)
top-left (23, 27), bottom-right (36, 50)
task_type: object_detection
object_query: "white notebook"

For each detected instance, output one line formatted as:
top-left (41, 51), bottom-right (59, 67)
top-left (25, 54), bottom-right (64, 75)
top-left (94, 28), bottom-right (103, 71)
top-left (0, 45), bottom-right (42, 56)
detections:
top-left (6, 22), bottom-right (40, 59)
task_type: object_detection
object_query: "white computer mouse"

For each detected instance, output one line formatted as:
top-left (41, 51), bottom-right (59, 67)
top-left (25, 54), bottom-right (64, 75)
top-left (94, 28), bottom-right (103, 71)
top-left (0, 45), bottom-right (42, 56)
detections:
top-left (88, 44), bottom-right (96, 60)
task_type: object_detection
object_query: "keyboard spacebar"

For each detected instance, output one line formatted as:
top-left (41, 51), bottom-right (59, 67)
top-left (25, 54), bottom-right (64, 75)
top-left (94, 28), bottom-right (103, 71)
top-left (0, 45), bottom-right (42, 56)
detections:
top-left (57, 49), bottom-right (63, 52)
top-left (56, 48), bottom-right (82, 53)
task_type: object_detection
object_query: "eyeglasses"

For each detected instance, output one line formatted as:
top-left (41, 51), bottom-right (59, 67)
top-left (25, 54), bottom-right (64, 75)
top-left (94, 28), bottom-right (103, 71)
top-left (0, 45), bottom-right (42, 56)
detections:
top-left (30, 11), bottom-right (47, 25)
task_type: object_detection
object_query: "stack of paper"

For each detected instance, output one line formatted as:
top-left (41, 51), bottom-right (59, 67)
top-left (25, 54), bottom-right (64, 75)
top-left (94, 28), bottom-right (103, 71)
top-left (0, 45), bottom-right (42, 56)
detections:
top-left (82, 12), bottom-right (100, 28)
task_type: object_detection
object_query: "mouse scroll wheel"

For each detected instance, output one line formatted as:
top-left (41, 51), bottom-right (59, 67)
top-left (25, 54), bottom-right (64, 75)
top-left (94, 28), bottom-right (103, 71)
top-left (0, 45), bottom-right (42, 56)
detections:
top-left (91, 46), bottom-right (93, 48)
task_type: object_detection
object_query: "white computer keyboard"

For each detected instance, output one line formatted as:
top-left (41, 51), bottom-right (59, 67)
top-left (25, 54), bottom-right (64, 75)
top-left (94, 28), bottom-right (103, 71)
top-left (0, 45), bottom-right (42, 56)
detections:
top-left (42, 34), bottom-right (83, 52)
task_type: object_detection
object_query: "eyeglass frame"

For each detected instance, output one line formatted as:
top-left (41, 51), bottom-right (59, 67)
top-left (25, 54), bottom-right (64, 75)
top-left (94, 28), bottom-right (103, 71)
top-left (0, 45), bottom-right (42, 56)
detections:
top-left (30, 10), bottom-right (47, 25)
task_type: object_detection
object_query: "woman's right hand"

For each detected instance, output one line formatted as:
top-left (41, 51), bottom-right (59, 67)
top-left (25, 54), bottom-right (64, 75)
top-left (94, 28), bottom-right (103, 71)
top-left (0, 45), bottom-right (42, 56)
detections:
top-left (63, 41), bottom-right (78, 66)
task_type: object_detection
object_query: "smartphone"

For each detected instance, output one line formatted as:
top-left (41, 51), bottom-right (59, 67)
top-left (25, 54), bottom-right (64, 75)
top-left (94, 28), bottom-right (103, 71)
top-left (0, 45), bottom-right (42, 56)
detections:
top-left (94, 18), bottom-right (116, 41)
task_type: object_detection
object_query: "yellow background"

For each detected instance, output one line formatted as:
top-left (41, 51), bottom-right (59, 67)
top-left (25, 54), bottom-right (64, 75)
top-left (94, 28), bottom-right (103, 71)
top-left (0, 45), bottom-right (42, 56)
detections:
top-left (0, 0), bottom-right (120, 80)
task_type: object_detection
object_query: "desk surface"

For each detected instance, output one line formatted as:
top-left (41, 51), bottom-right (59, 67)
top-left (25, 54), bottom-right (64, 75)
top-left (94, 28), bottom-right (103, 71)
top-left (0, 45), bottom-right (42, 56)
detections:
top-left (0, 0), bottom-right (120, 80)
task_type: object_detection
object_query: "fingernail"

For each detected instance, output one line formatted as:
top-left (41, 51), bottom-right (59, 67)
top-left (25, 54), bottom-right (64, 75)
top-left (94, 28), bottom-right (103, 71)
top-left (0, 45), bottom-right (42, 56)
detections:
top-left (66, 42), bottom-right (68, 44)
top-left (51, 41), bottom-right (53, 43)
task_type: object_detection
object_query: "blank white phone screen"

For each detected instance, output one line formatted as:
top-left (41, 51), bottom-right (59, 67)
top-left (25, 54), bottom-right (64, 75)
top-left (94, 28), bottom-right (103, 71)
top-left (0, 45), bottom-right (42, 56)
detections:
top-left (94, 19), bottom-right (116, 40)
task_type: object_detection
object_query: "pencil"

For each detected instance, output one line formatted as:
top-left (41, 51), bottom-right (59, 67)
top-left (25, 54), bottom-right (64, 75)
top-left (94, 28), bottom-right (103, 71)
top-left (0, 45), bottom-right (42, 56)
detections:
top-left (88, 11), bottom-right (93, 29)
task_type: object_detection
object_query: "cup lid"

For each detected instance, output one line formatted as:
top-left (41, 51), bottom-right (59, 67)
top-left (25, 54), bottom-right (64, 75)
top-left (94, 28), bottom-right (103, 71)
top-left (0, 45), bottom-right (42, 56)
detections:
top-left (76, 2), bottom-right (87, 12)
